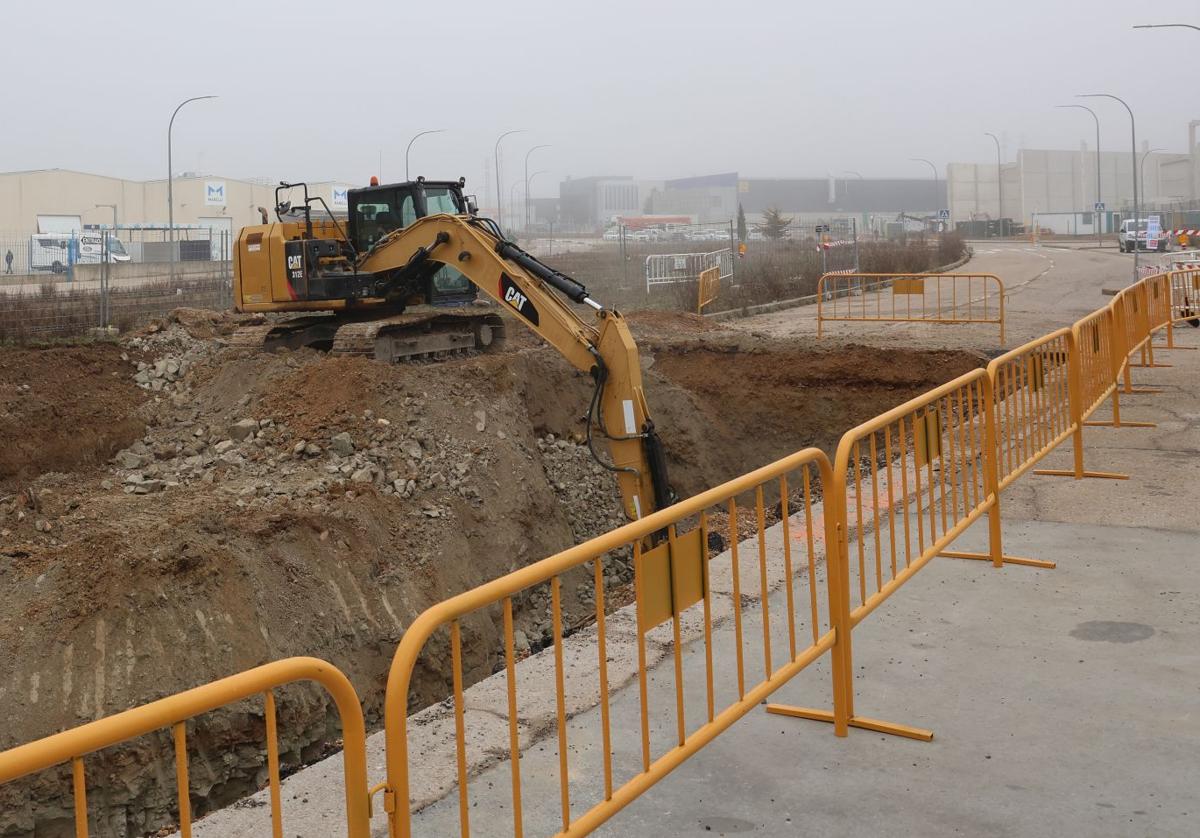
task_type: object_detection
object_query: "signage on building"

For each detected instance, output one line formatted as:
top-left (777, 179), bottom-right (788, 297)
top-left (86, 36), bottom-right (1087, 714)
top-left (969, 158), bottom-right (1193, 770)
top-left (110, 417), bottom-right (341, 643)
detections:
top-left (331, 186), bottom-right (350, 210)
top-left (204, 181), bottom-right (227, 206)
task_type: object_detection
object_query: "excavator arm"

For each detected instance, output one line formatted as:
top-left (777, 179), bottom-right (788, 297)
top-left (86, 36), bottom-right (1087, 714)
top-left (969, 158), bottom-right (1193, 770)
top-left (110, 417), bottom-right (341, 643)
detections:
top-left (357, 213), bottom-right (672, 524)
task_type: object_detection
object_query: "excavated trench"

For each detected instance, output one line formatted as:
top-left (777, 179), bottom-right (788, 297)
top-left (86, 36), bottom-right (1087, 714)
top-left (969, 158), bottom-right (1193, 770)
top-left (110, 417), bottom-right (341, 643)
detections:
top-left (0, 324), bottom-right (983, 836)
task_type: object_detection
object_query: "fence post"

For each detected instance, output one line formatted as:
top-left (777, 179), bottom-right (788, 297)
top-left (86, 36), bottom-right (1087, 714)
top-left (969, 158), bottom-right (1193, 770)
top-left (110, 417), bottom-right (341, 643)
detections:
top-left (980, 373), bottom-right (1006, 568)
top-left (826, 468), bottom-right (852, 737)
top-left (729, 220), bottom-right (736, 281)
top-left (852, 217), bottom-right (860, 272)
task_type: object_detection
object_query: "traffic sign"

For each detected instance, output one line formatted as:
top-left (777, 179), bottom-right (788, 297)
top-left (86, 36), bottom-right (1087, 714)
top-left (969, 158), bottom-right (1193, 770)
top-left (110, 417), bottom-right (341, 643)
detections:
top-left (1094, 201), bottom-right (1105, 212)
top-left (814, 224), bottom-right (830, 233)
top-left (937, 209), bottom-right (950, 221)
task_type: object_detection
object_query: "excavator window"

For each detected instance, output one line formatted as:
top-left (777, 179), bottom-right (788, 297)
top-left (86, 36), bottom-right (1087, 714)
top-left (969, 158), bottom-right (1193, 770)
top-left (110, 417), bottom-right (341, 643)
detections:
top-left (424, 187), bottom-right (463, 215)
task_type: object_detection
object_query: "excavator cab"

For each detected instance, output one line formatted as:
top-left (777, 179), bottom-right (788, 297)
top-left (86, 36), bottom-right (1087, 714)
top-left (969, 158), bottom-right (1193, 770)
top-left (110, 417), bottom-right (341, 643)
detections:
top-left (347, 179), bottom-right (476, 305)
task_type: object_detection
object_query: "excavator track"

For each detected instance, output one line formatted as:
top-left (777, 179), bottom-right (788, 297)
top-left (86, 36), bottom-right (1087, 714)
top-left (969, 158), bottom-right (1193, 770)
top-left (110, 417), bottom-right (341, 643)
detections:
top-left (230, 309), bottom-right (507, 363)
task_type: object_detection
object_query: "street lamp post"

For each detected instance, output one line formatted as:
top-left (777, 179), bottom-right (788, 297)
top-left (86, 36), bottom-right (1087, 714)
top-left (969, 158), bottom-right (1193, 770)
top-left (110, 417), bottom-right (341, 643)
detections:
top-left (168, 95), bottom-right (217, 280)
top-left (1133, 23), bottom-right (1200, 32)
top-left (909, 158), bottom-right (940, 227)
top-left (1079, 94), bottom-right (1139, 280)
top-left (840, 170), bottom-right (863, 200)
top-left (984, 133), bottom-right (1003, 237)
top-left (1056, 104), bottom-right (1103, 248)
top-left (405, 129), bottom-right (446, 181)
top-left (493, 130), bottom-right (525, 231)
top-left (509, 181), bottom-right (523, 229)
top-left (523, 144), bottom-right (551, 234)
top-left (525, 170), bottom-right (548, 233)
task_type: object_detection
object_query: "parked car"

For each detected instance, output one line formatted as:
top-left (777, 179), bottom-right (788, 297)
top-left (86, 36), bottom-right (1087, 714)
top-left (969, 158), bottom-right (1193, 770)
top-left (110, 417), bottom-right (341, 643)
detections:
top-left (602, 228), bottom-right (621, 242)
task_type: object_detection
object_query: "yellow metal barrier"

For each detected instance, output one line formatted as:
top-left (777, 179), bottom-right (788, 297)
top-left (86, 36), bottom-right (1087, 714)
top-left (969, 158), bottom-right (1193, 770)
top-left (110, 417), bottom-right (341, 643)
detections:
top-left (696, 265), bottom-right (720, 314)
top-left (816, 272), bottom-right (1006, 345)
top-left (0, 658), bottom-right (371, 838)
top-left (1168, 268), bottom-right (1200, 327)
top-left (381, 448), bottom-right (841, 837)
top-left (3, 270), bottom-right (1193, 837)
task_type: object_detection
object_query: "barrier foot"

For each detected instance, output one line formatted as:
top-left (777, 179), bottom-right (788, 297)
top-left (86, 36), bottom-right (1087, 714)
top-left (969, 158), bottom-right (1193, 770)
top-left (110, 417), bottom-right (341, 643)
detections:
top-left (1122, 387), bottom-right (1162, 395)
top-left (1153, 344), bottom-right (1196, 351)
top-left (763, 705), bottom-right (934, 742)
top-left (1130, 362), bottom-right (1172, 369)
top-left (938, 550), bottom-right (1057, 569)
top-left (1032, 468), bottom-right (1130, 481)
top-left (1083, 420), bottom-right (1157, 429)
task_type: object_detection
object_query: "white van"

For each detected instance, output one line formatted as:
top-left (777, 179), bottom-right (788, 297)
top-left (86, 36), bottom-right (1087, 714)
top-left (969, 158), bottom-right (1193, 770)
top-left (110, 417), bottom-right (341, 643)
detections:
top-left (29, 232), bottom-right (131, 273)
top-left (1117, 219), bottom-right (1167, 253)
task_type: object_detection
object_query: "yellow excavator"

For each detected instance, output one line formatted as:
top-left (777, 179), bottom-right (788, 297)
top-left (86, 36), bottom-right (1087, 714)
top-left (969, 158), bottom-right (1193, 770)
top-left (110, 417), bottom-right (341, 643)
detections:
top-left (232, 177), bottom-right (672, 524)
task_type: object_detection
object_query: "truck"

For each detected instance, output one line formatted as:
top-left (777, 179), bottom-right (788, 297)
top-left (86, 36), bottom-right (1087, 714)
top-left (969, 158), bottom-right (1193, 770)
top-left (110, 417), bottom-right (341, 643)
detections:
top-left (1117, 219), bottom-right (1168, 253)
top-left (29, 231), bottom-right (131, 273)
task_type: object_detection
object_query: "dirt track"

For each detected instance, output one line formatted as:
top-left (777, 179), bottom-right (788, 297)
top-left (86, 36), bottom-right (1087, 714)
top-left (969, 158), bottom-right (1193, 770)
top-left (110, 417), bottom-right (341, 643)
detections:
top-left (0, 308), bottom-right (982, 836)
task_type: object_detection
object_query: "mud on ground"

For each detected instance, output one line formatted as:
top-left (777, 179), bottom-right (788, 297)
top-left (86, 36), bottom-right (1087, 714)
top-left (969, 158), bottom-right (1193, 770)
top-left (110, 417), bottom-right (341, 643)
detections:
top-left (0, 308), bottom-right (984, 837)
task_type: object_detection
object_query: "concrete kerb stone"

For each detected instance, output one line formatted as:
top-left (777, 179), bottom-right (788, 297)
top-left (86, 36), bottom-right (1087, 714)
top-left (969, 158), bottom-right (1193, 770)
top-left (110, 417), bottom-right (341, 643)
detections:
top-left (703, 248), bottom-right (975, 323)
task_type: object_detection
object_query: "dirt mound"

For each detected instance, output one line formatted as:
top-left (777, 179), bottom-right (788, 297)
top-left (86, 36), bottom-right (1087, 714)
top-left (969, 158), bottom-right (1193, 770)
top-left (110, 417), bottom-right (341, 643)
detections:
top-left (624, 309), bottom-right (729, 339)
top-left (648, 341), bottom-right (986, 495)
top-left (0, 345), bottom-right (147, 488)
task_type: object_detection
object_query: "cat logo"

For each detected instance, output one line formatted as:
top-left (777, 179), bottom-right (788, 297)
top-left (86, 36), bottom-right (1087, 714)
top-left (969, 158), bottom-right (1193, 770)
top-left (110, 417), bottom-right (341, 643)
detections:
top-left (287, 253), bottom-right (304, 281)
top-left (499, 274), bottom-right (539, 325)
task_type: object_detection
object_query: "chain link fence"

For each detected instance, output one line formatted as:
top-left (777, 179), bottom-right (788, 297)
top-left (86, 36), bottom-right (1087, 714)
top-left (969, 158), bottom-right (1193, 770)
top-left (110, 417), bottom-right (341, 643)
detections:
top-left (0, 228), bottom-right (232, 344)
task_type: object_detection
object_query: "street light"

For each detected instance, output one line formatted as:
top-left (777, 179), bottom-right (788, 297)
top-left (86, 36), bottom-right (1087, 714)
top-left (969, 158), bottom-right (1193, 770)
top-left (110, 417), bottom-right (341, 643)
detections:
top-left (525, 169), bottom-right (548, 233)
top-left (1055, 104), bottom-right (1103, 248)
top-left (168, 95), bottom-right (217, 279)
top-left (909, 158), bottom-right (940, 225)
top-left (509, 181), bottom-right (523, 229)
top-left (523, 144), bottom-right (551, 233)
top-left (984, 134), bottom-right (1003, 237)
top-left (1079, 94), bottom-right (1139, 280)
top-left (840, 170), bottom-right (863, 201)
top-left (1133, 23), bottom-right (1200, 31)
top-left (493, 129), bottom-right (525, 231)
top-left (405, 129), bottom-right (446, 181)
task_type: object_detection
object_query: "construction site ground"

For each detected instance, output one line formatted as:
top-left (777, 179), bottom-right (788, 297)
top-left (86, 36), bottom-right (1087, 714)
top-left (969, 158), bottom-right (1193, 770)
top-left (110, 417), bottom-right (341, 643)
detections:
top-left (2, 241), bottom-right (1197, 836)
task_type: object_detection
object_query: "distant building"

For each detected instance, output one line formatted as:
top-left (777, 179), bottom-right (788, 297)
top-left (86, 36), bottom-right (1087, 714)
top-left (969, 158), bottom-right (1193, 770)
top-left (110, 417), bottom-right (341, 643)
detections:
top-left (558, 176), bottom-right (664, 230)
top-left (0, 168), bottom-right (355, 239)
top-left (948, 136), bottom-right (1200, 232)
top-left (559, 171), bottom-right (946, 231)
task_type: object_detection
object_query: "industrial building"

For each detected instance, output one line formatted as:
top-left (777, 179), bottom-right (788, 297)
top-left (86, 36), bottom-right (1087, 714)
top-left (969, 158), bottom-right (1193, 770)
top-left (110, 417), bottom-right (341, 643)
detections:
top-left (0, 168), bottom-right (354, 240)
top-left (557, 171), bottom-right (945, 232)
top-left (948, 123), bottom-right (1200, 233)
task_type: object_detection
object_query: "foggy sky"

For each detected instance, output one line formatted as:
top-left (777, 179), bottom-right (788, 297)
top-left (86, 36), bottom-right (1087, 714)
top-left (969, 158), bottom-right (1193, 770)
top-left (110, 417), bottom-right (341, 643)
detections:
top-left (3, 0), bottom-right (1195, 203)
